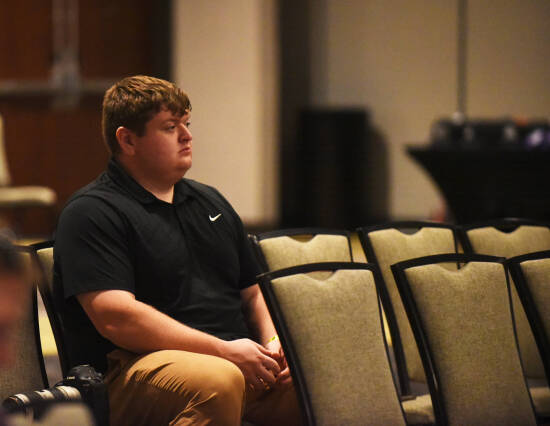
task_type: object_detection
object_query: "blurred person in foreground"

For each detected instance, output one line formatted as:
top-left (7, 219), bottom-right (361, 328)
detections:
top-left (0, 235), bottom-right (28, 369)
top-left (0, 236), bottom-right (94, 426)
top-left (53, 76), bottom-right (300, 426)
top-left (0, 235), bottom-right (30, 426)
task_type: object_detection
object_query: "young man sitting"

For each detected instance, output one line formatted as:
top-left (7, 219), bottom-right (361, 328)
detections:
top-left (54, 76), bottom-right (300, 426)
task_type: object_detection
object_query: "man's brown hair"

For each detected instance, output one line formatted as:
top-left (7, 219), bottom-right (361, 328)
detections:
top-left (102, 75), bottom-right (192, 155)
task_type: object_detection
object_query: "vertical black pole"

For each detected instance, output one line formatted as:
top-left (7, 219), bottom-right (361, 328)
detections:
top-left (152, 0), bottom-right (172, 80)
top-left (278, 0), bottom-right (311, 227)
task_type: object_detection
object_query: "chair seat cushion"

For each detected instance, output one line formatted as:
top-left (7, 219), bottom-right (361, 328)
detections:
top-left (402, 393), bottom-right (434, 425)
top-left (530, 386), bottom-right (550, 417)
top-left (0, 186), bottom-right (56, 207)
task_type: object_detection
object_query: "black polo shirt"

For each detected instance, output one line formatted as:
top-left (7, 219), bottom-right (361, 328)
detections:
top-left (53, 159), bottom-right (260, 372)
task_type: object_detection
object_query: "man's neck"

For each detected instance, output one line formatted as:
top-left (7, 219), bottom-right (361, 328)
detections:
top-left (142, 183), bottom-right (174, 204)
top-left (116, 157), bottom-right (176, 203)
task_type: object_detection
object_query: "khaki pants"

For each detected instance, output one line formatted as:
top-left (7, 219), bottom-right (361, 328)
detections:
top-left (105, 349), bottom-right (301, 426)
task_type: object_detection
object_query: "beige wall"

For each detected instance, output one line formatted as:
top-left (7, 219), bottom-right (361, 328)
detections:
top-left (173, 0), bottom-right (550, 224)
top-left (172, 0), bottom-right (279, 224)
top-left (310, 0), bottom-right (550, 220)
top-left (310, 0), bottom-right (457, 219)
top-left (467, 1), bottom-right (550, 117)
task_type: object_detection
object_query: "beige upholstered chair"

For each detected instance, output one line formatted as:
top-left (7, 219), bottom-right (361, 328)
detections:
top-left (250, 228), bottom-right (353, 272)
top-left (350, 231), bottom-right (367, 262)
top-left (392, 253), bottom-right (537, 426)
top-left (8, 403), bottom-right (94, 426)
top-left (30, 241), bottom-right (71, 376)
top-left (460, 218), bottom-right (550, 418)
top-left (357, 223), bottom-right (458, 395)
top-left (507, 250), bottom-right (550, 422)
top-left (0, 115), bottom-right (56, 209)
top-left (358, 222), bottom-right (459, 425)
top-left (258, 262), bottom-right (406, 426)
top-left (0, 248), bottom-right (49, 400)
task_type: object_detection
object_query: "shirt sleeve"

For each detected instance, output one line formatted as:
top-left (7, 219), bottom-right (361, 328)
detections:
top-left (237, 219), bottom-right (262, 289)
top-left (54, 195), bottom-right (135, 299)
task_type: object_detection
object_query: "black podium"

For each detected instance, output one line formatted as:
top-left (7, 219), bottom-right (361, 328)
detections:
top-left (408, 147), bottom-right (550, 223)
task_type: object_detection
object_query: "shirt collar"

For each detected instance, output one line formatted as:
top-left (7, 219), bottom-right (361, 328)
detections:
top-left (106, 158), bottom-right (190, 205)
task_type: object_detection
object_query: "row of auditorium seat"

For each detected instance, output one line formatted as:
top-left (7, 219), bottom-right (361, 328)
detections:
top-left (249, 218), bottom-right (550, 425)
top-left (1, 218), bottom-right (550, 425)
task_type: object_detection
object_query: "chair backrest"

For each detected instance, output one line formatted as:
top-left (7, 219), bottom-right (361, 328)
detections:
top-left (259, 262), bottom-right (406, 426)
top-left (0, 248), bottom-right (48, 400)
top-left (30, 241), bottom-right (71, 376)
top-left (507, 250), bottom-right (550, 382)
top-left (357, 221), bottom-right (459, 395)
top-left (0, 114), bottom-right (12, 187)
top-left (350, 231), bottom-right (367, 262)
top-left (250, 228), bottom-right (353, 272)
top-left (392, 253), bottom-right (537, 426)
top-left (460, 218), bottom-right (550, 379)
top-left (460, 218), bottom-right (550, 257)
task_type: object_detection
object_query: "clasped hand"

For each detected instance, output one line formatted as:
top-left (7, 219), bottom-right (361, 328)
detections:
top-left (222, 338), bottom-right (292, 391)
top-left (265, 337), bottom-right (292, 388)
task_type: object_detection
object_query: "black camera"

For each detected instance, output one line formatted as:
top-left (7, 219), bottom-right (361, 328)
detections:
top-left (2, 364), bottom-right (109, 426)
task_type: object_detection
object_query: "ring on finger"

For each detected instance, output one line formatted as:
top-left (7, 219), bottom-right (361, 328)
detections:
top-left (257, 376), bottom-right (271, 391)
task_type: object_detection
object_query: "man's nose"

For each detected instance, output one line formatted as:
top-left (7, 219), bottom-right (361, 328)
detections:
top-left (179, 124), bottom-right (192, 140)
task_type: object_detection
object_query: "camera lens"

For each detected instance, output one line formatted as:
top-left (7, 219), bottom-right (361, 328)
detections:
top-left (55, 386), bottom-right (81, 400)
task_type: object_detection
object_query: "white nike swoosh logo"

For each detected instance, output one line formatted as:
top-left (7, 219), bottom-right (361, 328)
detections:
top-left (209, 213), bottom-right (222, 222)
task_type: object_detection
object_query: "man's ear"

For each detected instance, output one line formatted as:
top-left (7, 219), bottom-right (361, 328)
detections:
top-left (115, 127), bottom-right (136, 155)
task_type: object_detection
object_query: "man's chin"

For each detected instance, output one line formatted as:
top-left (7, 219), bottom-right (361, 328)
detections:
top-left (179, 163), bottom-right (192, 177)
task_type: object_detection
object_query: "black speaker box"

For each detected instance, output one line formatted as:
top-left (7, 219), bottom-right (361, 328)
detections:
top-left (282, 108), bottom-right (371, 229)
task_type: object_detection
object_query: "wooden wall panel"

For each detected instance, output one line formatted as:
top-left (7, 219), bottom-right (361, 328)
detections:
top-left (0, 1), bottom-right (52, 79)
top-left (0, 99), bottom-right (108, 235)
top-left (0, 0), bottom-right (170, 236)
top-left (79, 0), bottom-right (157, 78)
top-left (0, 101), bottom-right (108, 192)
